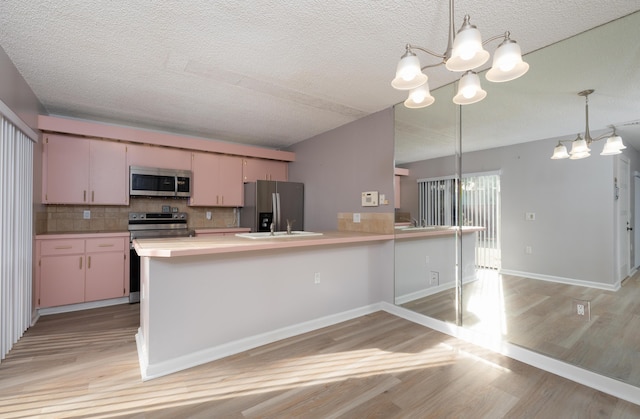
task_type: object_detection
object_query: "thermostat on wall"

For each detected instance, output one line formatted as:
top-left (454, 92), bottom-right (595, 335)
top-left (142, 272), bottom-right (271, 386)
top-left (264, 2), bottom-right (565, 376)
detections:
top-left (361, 191), bottom-right (379, 207)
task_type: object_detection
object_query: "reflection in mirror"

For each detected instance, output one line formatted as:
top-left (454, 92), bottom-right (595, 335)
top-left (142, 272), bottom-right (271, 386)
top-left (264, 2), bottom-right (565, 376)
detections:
top-left (394, 11), bottom-right (640, 388)
top-left (394, 83), bottom-right (460, 324)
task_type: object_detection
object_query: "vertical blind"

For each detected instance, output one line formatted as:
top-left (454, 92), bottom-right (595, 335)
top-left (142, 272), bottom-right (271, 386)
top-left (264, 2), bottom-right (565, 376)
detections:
top-left (0, 113), bottom-right (34, 362)
top-left (418, 172), bottom-right (501, 269)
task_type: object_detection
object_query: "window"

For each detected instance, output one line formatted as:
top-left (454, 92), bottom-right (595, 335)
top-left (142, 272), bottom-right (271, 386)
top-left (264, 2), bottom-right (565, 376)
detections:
top-left (418, 172), bottom-right (501, 269)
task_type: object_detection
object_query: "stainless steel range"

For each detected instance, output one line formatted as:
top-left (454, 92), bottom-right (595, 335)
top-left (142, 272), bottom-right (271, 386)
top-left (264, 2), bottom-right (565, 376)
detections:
top-left (128, 212), bottom-right (193, 303)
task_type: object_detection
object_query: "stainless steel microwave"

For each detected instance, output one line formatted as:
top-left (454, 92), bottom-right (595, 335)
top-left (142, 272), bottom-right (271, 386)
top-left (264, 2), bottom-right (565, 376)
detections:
top-left (129, 166), bottom-right (192, 197)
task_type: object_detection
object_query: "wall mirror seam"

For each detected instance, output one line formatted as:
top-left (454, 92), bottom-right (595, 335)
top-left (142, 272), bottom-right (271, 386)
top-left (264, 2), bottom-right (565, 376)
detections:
top-left (393, 10), bottom-right (640, 389)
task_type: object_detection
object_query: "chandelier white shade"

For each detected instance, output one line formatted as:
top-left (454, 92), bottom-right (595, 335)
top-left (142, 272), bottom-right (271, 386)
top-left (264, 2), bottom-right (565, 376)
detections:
top-left (391, 51), bottom-right (429, 90)
top-left (550, 143), bottom-right (570, 160)
top-left (405, 83), bottom-right (436, 108)
top-left (485, 38), bottom-right (530, 82)
top-left (550, 90), bottom-right (626, 160)
top-left (452, 71), bottom-right (487, 105)
top-left (600, 135), bottom-right (626, 155)
top-left (446, 17), bottom-right (490, 72)
top-left (391, 0), bottom-right (528, 108)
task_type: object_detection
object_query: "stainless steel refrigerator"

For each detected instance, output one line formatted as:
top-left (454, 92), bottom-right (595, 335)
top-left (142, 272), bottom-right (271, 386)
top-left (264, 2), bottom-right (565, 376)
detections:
top-left (241, 180), bottom-right (304, 232)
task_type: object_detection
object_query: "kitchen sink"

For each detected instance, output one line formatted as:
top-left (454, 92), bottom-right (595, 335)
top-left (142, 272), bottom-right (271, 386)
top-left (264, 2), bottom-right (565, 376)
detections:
top-left (396, 226), bottom-right (437, 231)
top-left (235, 231), bottom-right (323, 239)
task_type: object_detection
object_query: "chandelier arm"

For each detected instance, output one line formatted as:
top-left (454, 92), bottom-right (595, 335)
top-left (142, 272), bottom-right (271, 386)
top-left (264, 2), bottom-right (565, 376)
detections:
top-left (408, 44), bottom-right (447, 59)
top-left (482, 32), bottom-right (510, 46)
top-left (592, 131), bottom-right (616, 142)
top-left (421, 61), bottom-right (446, 71)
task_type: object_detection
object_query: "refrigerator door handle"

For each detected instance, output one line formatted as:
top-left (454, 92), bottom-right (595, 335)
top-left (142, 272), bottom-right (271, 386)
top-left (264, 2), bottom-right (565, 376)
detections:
top-left (271, 192), bottom-right (279, 230)
top-left (275, 192), bottom-right (281, 229)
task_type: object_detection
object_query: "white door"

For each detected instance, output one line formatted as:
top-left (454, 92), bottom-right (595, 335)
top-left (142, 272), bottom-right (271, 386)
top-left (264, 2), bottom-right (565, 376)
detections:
top-left (616, 155), bottom-right (631, 282)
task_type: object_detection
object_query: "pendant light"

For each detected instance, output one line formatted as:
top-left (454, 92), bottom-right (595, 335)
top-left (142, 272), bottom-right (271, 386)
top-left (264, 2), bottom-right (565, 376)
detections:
top-left (550, 90), bottom-right (626, 160)
top-left (391, 0), bottom-right (528, 108)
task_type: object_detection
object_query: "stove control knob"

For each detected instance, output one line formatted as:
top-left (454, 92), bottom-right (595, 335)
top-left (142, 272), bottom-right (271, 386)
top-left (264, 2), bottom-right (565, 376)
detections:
top-left (180, 214), bottom-right (186, 219)
top-left (131, 214), bottom-right (137, 219)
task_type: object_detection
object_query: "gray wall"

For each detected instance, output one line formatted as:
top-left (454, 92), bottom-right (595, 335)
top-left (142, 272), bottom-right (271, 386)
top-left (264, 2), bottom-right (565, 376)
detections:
top-left (0, 45), bottom-right (44, 315)
top-left (287, 108), bottom-right (395, 231)
top-left (399, 137), bottom-right (639, 286)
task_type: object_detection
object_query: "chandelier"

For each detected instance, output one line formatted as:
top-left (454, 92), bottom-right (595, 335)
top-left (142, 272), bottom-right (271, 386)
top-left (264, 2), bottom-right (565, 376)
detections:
top-left (391, 0), bottom-right (529, 108)
top-left (550, 89), bottom-right (626, 160)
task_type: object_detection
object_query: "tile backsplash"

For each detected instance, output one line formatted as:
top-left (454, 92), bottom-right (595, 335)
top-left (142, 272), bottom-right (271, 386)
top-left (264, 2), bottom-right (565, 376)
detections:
top-left (337, 212), bottom-right (394, 234)
top-left (44, 197), bottom-right (238, 233)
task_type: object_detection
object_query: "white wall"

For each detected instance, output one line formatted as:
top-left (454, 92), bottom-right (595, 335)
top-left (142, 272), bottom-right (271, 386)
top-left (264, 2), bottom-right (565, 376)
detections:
top-left (399, 137), bottom-right (640, 287)
top-left (139, 241), bottom-right (395, 378)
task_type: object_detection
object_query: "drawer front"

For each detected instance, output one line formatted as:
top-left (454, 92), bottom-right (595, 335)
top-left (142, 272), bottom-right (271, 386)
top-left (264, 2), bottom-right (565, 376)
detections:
top-left (40, 239), bottom-right (85, 256)
top-left (86, 237), bottom-right (125, 253)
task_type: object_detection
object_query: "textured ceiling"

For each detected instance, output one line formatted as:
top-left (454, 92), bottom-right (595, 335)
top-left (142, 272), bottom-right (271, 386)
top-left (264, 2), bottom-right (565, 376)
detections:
top-left (0, 1), bottom-right (639, 151)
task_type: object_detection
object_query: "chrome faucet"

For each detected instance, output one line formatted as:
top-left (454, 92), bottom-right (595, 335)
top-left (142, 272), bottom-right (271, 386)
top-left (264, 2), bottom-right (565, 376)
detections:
top-left (286, 219), bottom-right (295, 235)
top-left (411, 218), bottom-right (426, 227)
top-left (270, 222), bottom-right (275, 236)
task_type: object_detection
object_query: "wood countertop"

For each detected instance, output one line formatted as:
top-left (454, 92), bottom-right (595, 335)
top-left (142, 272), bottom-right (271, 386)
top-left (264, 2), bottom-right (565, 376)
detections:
top-left (133, 231), bottom-right (394, 258)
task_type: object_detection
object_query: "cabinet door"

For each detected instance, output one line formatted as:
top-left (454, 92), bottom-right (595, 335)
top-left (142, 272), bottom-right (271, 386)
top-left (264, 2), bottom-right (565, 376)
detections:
top-left (190, 152), bottom-right (220, 206)
top-left (191, 153), bottom-right (243, 207)
top-left (43, 135), bottom-right (90, 204)
top-left (242, 158), bottom-right (288, 182)
top-left (85, 252), bottom-right (125, 302)
top-left (218, 155), bottom-right (243, 206)
top-left (128, 144), bottom-right (192, 170)
top-left (40, 255), bottom-right (85, 307)
top-left (89, 140), bottom-right (128, 205)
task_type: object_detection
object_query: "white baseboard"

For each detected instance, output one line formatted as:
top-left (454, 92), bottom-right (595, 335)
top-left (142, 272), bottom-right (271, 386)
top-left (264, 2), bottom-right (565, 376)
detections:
top-left (38, 297), bottom-right (130, 316)
top-left (136, 298), bottom-right (640, 405)
top-left (138, 303), bottom-right (385, 381)
top-left (381, 302), bottom-right (640, 406)
top-left (500, 269), bottom-right (620, 292)
top-left (395, 275), bottom-right (478, 305)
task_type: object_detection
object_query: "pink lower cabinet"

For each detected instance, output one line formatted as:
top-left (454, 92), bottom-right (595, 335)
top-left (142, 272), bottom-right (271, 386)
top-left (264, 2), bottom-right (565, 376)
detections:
top-left (36, 235), bottom-right (128, 308)
top-left (84, 238), bottom-right (127, 302)
top-left (40, 253), bottom-right (86, 307)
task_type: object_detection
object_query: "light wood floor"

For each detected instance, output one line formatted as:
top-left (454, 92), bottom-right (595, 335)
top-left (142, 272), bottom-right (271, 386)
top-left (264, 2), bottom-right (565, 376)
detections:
top-left (0, 305), bottom-right (639, 418)
top-left (403, 270), bottom-right (640, 388)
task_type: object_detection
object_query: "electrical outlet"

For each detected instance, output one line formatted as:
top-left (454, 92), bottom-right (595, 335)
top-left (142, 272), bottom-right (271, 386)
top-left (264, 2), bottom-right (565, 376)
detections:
top-left (353, 213), bottom-right (361, 223)
top-left (83, 210), bottom-right (91, 220)
top-left (206, 211), bottom-right (212, 220)
top-left (572, 299), bottom-right (591, 320)
top-left (430, 271), bottom-right (439, 286)
top-left (314, 272), bottom-right (321, 284)
top-left (525, 246), bottom-right (532, 254)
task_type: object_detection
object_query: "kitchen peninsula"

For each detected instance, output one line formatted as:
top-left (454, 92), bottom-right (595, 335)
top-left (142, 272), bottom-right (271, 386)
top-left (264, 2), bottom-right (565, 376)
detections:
top-left (133, 231), bottom-right (395, 380)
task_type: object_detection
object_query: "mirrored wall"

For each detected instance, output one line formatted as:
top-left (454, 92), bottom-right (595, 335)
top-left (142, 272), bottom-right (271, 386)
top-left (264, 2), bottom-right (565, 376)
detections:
top-left (394, 11), bottom-right (640, 388)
